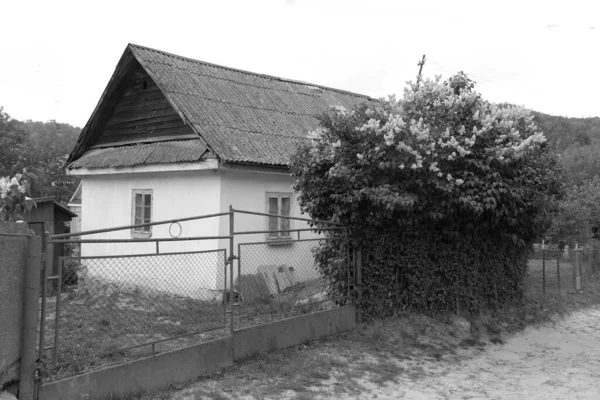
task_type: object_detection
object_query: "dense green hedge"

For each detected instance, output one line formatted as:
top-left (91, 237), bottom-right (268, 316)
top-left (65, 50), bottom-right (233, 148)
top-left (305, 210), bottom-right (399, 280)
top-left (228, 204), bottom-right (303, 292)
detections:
top-left (317, 230), bottom-right (529, 318)
top-left (294, 74), bottom-right (562, 319)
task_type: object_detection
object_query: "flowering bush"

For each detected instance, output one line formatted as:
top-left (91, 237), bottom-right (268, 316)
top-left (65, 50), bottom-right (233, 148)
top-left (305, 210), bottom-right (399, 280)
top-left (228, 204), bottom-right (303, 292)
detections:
top-left (0, 173), bottom-right (37, 222)
top-left (292, 74), bottom-right (563, 316)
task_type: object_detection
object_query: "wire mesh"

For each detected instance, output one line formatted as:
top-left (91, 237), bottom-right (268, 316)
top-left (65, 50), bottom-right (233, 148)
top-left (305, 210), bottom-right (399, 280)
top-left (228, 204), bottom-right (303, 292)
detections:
top-left (43, 249), bottom-right (227, 381)
top-left (235, 239), bottom-right (348, 328)
top-left (528, 246), bottom-right (575, 295)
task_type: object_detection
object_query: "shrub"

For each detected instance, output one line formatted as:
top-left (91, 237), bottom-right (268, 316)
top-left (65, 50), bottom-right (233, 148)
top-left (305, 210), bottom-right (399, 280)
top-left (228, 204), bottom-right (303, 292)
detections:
top-left (291, 74), bottom-right (563, 318)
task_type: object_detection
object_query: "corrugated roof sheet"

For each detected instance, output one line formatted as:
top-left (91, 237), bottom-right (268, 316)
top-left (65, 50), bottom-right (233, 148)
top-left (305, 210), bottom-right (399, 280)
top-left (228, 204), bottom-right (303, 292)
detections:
top-left (70, 139), bottom-right (208, 169)
top-left (70, 44), bottom-right (376, 168)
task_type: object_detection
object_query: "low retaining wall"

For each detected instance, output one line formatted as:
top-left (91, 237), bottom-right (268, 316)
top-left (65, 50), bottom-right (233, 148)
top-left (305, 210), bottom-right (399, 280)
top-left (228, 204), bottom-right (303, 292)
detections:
top-left (39, 305), bottom-right (356, 400)
top-left (233, 305), bottom-right (356, 360)
top-left (39, 336), bottom-right (234, 400)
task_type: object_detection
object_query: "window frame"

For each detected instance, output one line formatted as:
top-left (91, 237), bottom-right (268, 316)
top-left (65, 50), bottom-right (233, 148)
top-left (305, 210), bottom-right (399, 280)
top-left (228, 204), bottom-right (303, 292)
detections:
top-left (131, 189), bottom-right (153, 238)
top-left (265, 192), bottom-right (293, 241)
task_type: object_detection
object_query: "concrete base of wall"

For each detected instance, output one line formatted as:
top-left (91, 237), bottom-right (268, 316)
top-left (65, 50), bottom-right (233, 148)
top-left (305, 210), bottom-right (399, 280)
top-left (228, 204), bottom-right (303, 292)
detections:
top-left (39, 336), bottom-right (233, 400)
top-left (233, 305), bottom-right (356, 361)
top-left (38, 305), bottom-right (356, 400)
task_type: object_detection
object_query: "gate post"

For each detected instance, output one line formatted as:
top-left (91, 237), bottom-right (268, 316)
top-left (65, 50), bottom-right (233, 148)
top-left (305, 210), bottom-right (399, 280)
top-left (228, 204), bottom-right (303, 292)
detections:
top-left (19, 235), bottom-right (42, 400)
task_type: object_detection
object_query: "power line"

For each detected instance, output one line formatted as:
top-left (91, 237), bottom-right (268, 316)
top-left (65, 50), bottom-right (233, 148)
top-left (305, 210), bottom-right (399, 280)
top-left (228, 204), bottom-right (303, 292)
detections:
top-left (427, 58), bottom-right (503, 86)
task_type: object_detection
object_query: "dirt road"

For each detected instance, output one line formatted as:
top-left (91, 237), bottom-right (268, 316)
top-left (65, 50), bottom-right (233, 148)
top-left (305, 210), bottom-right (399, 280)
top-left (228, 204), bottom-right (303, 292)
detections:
top-left (357, 308), bottom-right (600, 399)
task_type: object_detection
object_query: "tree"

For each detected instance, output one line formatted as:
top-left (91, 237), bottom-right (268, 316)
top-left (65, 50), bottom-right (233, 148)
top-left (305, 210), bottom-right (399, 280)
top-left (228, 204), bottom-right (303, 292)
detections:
top-left (0, 107), bottom-right (28, 176)
top-left (290, 74), bottom-right (564, 316)
top-left (0, 108), bottom-right (82, 204)
top-left (548, 177), bottom-right (600, 245)
top-left (292, 75), bottom-right (561, 244)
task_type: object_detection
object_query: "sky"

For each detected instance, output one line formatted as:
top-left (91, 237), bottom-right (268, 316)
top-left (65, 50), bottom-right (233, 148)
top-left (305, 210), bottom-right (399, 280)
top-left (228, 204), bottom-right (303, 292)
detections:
top-left (0, 0), bottom-right (598, 128)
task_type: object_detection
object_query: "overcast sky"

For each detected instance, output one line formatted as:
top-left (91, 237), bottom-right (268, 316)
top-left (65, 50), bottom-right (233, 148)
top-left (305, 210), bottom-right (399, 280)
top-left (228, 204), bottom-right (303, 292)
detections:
top-left (0, 0), bottom-right (598, 128)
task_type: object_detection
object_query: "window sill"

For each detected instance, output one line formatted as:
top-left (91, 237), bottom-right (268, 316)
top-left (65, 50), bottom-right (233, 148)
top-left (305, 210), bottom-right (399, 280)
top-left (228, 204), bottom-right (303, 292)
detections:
top-left (266, 238), bottom-right (294, 246)
top-left (131, 231), bottom-right (152, 239)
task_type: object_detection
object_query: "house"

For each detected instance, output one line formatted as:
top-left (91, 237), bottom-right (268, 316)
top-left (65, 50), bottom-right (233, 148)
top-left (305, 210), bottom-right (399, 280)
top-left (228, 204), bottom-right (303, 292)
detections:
top-left (67, 181), bottom-right (82, 234)
top-left (66, 44), bottom-right (375, 295)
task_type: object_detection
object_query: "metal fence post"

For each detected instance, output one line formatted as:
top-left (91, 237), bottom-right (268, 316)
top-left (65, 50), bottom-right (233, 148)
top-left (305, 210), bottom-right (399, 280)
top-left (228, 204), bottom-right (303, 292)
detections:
top-left (579, 249), bottom-right (584, 290)
top-left (19, 236), bottom-right (42, 400)
top-left (355, 245), bottom-right (362, 325)
top-left (573, 249), bottom-right (581, 292)
top-left (542, 247), bottom-right (546, 295)
top-left (557, 255), bottom-right (561, 291)
top-left (229, 205), bottom-right (235, 335)
top-left (53, 257), bottom-right (63, 365)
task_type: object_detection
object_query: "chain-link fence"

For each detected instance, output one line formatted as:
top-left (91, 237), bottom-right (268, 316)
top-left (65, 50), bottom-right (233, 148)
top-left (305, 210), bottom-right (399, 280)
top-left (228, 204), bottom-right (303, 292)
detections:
top-left (234, 239), bottom-right (349, 328)
top-left (41, 249), bottom-right (227, 382)
top-left (528, 244), bottom-right (600, 296)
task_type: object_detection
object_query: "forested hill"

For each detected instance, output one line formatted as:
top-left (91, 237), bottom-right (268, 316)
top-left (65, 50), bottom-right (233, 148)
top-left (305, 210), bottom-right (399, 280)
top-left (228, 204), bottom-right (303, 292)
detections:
top-left (533, 112), bottom-right (600, 149)
top-left (0, 107), bottom-right (81, 204)
top-left (532, 112), bottom-right (600, 188)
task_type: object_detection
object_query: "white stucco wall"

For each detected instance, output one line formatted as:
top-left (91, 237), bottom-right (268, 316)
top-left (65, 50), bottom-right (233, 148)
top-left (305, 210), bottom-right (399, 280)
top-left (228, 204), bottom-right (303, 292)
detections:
top-left (80, 169), bottom-right (223, 295)
top-left (217, 169), bottom-right (322, 287)
top-left (78, 166), bottom-right (325, 297)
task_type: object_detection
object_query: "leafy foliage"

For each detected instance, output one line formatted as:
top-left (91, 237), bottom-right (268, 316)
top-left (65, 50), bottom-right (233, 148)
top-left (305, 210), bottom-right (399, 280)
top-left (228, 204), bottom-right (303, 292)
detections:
top-left (292, 75), bottom-right (563, 318)
top-left (0, 107), bottom-right (81, 203)
top-left (0, 174), bottom-right (37, 221)
top-left (547, 177), bottom-right (600, 245)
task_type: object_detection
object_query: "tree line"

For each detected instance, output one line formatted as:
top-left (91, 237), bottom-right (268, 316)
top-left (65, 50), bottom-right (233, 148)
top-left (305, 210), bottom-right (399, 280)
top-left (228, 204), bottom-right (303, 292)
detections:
top-left (1, 98), bottom-right (599, 243)
top-left (0, 106), bottom-right (81, 204)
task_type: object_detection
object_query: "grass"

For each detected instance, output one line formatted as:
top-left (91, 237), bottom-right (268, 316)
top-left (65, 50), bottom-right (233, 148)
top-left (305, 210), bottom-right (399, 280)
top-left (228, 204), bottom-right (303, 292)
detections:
top-left (41, 277), bottom-right (328, 382)
top-left (135, 313), bottom-right (469, 400)
top-left (134, 256), bottom-right (600, 400)
top-left (46, 255), bottom-right (600, 398)
top-left (42, 281), bottom-right (228, 382)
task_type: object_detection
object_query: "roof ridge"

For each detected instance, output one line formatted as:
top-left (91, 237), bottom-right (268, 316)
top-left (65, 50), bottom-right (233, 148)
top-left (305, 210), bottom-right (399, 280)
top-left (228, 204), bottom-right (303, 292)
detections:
top-left (128, 43), bottom-right (376, 101)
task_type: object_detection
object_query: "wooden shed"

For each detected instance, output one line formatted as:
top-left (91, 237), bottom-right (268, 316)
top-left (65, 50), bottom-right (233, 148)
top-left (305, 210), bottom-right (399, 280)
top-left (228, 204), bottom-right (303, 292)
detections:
top-left (24, 197), bottom-right (78, 272)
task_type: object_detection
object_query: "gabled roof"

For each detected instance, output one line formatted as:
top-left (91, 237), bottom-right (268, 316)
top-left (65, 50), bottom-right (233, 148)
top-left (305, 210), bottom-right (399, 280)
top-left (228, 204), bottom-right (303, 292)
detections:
top-left (68, 44), bottom-right (376, 169)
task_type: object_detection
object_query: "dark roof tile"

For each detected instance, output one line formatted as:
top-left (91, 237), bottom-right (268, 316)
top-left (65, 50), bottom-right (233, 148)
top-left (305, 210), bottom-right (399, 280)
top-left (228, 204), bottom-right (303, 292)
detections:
top-left (70, 139), bottom-right (208, 169)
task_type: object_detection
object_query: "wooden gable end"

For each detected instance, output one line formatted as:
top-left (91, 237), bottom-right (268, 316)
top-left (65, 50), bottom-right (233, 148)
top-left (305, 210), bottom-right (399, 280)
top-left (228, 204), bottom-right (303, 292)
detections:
top-left (92, 63), bottom-right (197, 148)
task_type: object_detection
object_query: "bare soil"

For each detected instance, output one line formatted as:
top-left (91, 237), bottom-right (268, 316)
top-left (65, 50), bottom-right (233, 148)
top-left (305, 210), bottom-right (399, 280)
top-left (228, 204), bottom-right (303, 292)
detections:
top-left (139, 258), bottom-right (600, 400)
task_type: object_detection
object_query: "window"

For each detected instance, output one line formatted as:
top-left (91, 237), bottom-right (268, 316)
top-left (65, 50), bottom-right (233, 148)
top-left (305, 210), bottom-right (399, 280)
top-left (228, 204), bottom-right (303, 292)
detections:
top-left (132, 190), bottom-right (152, 237)
top-left (266, 193), bottom-right (291, 240)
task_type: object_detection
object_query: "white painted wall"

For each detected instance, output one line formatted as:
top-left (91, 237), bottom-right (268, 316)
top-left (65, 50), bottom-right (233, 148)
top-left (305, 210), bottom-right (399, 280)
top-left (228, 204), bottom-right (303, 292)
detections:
top-left (80, 169), bottom-right (223, 295)
top-left (79, 166), bottom-right (325, 298)
top-left (217, 169), bottom-right (322, 287)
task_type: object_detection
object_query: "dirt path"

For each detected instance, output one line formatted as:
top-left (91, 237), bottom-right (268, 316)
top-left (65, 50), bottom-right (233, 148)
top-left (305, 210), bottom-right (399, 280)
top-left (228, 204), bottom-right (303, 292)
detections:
top-left (355, 308), bottom-right (600, 399)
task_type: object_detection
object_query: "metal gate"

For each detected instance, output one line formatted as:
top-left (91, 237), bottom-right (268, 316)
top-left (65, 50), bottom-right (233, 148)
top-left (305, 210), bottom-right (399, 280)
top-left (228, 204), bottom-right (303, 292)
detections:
top-left (36, 207), bottom-right (352, 387)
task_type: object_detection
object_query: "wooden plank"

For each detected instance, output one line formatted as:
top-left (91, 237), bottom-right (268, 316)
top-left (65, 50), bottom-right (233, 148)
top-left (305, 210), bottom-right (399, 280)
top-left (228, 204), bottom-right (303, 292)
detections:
top-left (94, 127), bottom-right (197, 146)
top-left (113, 97), bottom-right (172, 113)
top-left (107, 107), bottom-right (179, 126)
top-left (116, 91), bottom-right (166, 107)
top-left (121, 83), bottom-right (161, 97)
top-left (105, 114), bottom-right (183, 130)
top-left (102, 120), bottom-right (191, 137)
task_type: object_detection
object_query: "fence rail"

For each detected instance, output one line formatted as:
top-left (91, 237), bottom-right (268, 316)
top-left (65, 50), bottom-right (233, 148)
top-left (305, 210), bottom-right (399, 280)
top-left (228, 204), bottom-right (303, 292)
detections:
top-left (528, 245), bottom-right (600, 295)
top-left (38, 207), bottom-right (356, 383)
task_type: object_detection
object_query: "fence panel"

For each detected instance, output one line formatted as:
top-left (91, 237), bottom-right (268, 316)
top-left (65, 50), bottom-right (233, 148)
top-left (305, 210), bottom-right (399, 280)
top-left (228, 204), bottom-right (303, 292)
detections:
top-left (528, 246), bottom-right (577, 295)
top-left (42, 249), bottom-right (228, 382)
top-left (235, 238), bottom-right (349, 329)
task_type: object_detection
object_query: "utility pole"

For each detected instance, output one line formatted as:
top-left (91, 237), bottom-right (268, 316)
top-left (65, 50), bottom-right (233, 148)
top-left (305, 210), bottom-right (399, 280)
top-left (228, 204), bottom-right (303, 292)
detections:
top-left (416, 54), bottom-right (426, 87)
